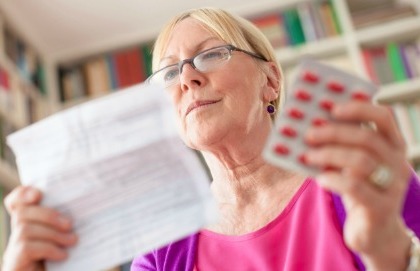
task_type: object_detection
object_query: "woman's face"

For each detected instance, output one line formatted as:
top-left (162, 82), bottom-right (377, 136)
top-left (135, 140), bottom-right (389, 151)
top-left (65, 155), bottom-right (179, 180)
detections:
top-left (160, 18), bottom-right (276, 150)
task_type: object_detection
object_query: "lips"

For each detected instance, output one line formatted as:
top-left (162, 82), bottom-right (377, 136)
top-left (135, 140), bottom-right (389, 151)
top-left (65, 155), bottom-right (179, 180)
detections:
top-left (186, 99), bottom-right (221, 116)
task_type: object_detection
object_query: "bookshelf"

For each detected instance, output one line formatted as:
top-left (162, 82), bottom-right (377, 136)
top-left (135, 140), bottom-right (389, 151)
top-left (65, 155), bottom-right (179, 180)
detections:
top-left (0, 0), bottom-right (419, 268)
top-left (0, 16), bottom-right (52, 192)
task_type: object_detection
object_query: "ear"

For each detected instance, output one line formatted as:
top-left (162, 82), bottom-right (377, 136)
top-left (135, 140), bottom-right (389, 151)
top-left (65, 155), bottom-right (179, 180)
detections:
top-left (262, 61), bottom-right (281, 103)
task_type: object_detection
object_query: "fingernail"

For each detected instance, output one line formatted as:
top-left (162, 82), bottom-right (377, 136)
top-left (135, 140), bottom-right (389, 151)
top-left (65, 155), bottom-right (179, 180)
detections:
top-left (57, 216), bottom-right (72, 228)
top-left (24, 189), bottom-right (38, 202)
top-left (66, 233), bottom-right (78, 244)
top-left (305, 129), bottom-right (315, 143)
top-left (304, 151), bottom-right (314, 162)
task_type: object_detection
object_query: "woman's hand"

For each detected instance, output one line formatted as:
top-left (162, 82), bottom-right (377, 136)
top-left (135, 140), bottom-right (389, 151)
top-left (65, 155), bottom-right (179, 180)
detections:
top-left (304, 101), bottom-right (412, 271)
top-left (2, 186), bottom-right (78, 271)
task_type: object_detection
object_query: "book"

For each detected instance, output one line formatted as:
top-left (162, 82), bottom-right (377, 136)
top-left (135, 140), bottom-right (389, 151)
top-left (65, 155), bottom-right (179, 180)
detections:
top-left (33, 60), bottom-right (47, 95)
top-left (3, 27), bottom-right (47, 95)
top-left (282, 9), bottom-right (306, 46)
top-left (368, 47), bottom-right (394, 85)
top-left (386, 42), bottom-right (407, 82)
top-left (328, 0), bottom-right (342, 35)
top-left (361, 49), bottom-right (379, 84)
top-left (400, 43), bottom-right (415, 79)
top-left (318, 2), bottom-right (339, 37)
top-left (297, 3), bottom-right (318, 42)
top-left (252, 14), bottom-right (288, 48)
top-left (83, 57), bottom-right (111, 96)
top-left (106, 55), bottom-right (118, 90)
top-left (114, 51), bottom-right (131, 88)
top-left (126, 48), bottom-right (146, 85)
top-left (141, 44), bottom-right (154, 78)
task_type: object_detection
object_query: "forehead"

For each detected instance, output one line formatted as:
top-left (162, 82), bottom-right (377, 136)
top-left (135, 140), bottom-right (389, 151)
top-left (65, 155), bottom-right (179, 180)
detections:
top-left (163, 18), bottom-right (222, 58)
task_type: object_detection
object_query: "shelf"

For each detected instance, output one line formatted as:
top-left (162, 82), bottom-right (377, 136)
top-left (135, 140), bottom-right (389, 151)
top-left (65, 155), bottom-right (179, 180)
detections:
top-left (276, 36), bottom-right (347, 67)
top-left (375, 78), bottom-right (420, 104)
top-left (356, 17), bottom-right (420, 46)
top-left (408, 144), bottom-right (420, 162)
top-left (0, 54), bottom-right (46, 101)
top-left (0, 159), bottom-right (19, 191)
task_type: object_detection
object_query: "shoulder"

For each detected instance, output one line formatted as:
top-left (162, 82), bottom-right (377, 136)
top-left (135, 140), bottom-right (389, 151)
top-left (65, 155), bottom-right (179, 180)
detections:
top-left (131, 233), bottom-right (199, 271)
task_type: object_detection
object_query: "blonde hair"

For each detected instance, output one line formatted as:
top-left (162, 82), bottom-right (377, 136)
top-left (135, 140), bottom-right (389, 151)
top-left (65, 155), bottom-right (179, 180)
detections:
top-left (152, 7), bottom-right (284, 115)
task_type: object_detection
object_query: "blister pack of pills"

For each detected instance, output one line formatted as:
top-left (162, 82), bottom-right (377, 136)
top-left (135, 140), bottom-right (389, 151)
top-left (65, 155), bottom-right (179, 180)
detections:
top-left (263, 58), bottom-right (378, 176)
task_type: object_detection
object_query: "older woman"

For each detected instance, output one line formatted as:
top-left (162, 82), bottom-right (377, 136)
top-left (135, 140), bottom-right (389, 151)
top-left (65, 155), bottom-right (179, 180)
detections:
top-left (3, 7), bottom-right (420, 271)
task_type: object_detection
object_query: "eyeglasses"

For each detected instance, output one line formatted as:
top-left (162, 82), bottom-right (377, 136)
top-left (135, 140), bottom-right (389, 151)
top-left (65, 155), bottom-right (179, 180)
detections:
top-left (147, 44), bottom-right (268, 89)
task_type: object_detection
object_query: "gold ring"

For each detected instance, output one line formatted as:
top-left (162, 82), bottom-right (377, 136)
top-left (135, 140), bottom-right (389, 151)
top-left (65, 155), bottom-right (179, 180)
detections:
top-left (369, 165), bottom-right (393, 190)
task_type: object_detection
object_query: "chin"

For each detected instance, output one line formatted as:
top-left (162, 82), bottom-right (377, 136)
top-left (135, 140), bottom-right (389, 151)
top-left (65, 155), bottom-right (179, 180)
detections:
top-left (183, 126), bottom-right (225, 151)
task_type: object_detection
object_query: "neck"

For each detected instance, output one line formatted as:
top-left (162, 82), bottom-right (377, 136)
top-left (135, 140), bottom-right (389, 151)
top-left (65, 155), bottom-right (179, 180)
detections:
top-left (196, 116), bottom-right (307, 234)
top-left (204, 151), bottom-right (300, 205)
top-left (202, 150), bottom-right (306, 234)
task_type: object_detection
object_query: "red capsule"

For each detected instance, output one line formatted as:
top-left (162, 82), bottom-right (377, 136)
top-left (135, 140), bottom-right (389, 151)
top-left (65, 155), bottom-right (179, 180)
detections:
top-left (302, 71), bottom-right (319, 83)
top-left (327, 81), bottom-right (345, 93)
top-left (319, 100), bottom-right (334, 112)
top-left (273, 144), bottom-right (290, 155)
top-left (298, 154), bottom-right (307, 165)
top-left (352, 91), bottom-right (370, 101)
top-left (311, 118), bottom-right (328, 127)
top-left (288, 108), bottom-right (305, 119)
top-left (295, 89), bottom-right (312, 102)
top-left (323, 165), bottom-right (338, 172)
top-left (280, 126), bottom-right (298, 138)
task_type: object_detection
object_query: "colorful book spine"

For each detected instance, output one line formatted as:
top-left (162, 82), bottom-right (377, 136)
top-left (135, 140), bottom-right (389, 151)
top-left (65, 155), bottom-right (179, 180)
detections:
top-left (362, 40), bottom-right (420, 85)
top-left (106, 55), bottom-right (118, 90)
top-left (3, 27), bottom-right (47, 96)
top-left (386, 42), bottom-right (407, 82)
top-left (328, 0), bottom-right (342, 34)
top-left (282, 9), bottom-right (306, 46)
top-left (252, 14), bottom-right (288, 48)
top-left (297, 3), bottom-right (318, 42)
top-left (142, 44), bottom-right (153, 77)
top-left (250, 2), bottom-right (342, 49)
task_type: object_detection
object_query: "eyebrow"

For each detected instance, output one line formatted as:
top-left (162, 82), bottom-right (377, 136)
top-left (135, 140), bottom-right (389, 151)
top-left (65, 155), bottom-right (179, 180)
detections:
top-left (159, 37), bottom-right (222, 66)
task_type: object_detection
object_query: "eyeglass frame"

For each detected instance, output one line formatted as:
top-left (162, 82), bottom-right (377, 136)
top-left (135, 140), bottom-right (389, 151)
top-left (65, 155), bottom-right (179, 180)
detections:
top-left (146, 44), bottom-right (268, 87)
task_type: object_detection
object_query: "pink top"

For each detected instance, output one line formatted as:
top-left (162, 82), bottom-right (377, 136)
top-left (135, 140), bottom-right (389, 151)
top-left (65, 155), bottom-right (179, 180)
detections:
top-left (194, 179), bottom-right (359, 271)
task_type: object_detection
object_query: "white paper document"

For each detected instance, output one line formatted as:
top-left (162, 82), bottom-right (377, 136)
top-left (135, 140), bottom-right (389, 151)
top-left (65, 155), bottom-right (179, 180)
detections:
top-left (7, 83), bottom-right (218, 271)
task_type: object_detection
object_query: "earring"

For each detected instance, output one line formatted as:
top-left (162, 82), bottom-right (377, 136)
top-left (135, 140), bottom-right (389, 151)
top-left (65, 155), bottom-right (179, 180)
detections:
top-left (267, 103), bottom-right (276, 115)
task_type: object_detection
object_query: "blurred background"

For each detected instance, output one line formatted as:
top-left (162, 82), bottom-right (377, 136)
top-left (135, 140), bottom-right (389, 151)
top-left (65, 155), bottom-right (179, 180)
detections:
top-left (0, 0), bottom-right (419, 269)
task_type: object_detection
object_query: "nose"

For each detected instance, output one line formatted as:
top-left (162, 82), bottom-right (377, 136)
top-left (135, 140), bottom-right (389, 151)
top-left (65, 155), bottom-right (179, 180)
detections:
top-left (179, 59), bottom-right (195, 74)
top-left (179, 62), bottom-right (204, 92)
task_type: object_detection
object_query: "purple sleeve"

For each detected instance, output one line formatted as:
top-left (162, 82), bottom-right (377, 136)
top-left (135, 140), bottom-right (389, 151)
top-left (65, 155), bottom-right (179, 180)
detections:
top-left (131, 251), bottom-right (157, 271)
top-left (402, 169), bottom-right (420, 236)
top-left (332, 169), bottom-right (420, 271)
top-left (131, 234), bottom-right (198, 271)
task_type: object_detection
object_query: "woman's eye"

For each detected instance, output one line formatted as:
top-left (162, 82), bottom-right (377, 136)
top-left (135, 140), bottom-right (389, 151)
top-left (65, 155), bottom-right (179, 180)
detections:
top-left (163, 68), bottom-right (179, 81)
top-left (202, 51), bottom-right (222, 60)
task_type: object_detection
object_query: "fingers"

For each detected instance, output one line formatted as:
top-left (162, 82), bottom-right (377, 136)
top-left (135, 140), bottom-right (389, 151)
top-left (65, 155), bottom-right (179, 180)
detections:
top-left (5, 186), bottom-right (43, 212)
top-left (13, 222), bottom-right (78, 247)
top-left (6, 235), bottom-right (69, 262)
top-left (314, 170), bottom-right (380, 206)
top-left (305, 145), bottom-right (377, 178)
top-left (331, 101), bottom-right (405, 149)
top-left (11, 205), bottom-right (73, 231)
top-left (2, 185), bottom-right (78, 271)
top-left (305, 122), bottom-right (396, 165)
